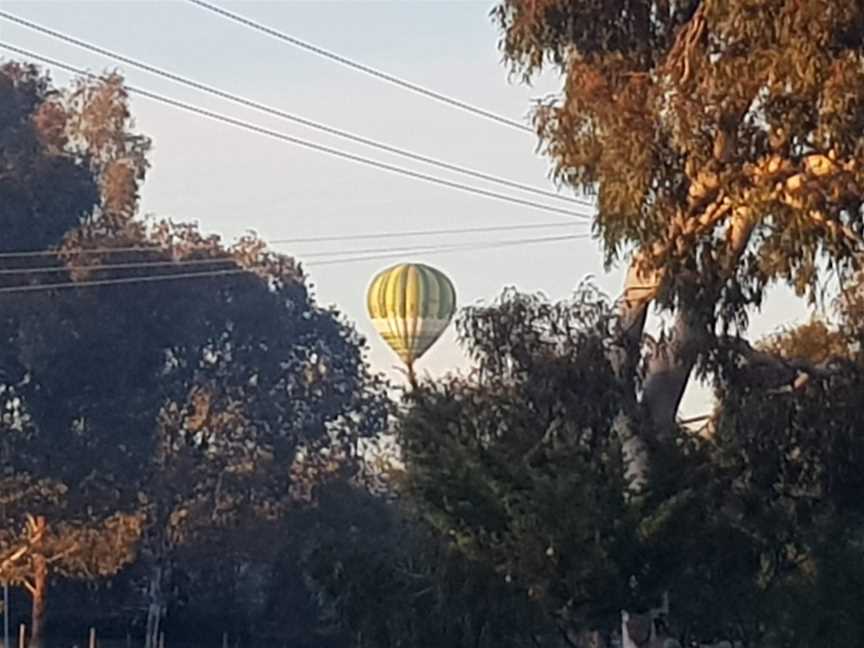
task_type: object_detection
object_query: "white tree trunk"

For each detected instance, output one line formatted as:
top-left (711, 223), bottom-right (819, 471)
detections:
top-left (617, 207), bottom-right (755, 481)
top-left (641, 309), bottom-right (706, 431)
top-left (616, 207), bottom-right (755, 640)
top-left (144, 564), bottom-right (163, 648)
top-left (614, 260), bottom-right (659, 488)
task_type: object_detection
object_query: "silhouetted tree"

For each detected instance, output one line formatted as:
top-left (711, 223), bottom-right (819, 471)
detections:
top-left (396, 283), bottom-right (864, 645)
top-left (0, 62), bottom-right (389, 647)
top-left (490, 0), bottom-right (864, 640)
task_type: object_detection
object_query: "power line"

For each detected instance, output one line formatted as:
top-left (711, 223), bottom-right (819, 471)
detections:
top-left (0, 233), bottom-right (589, 276)
top-left (304, 234), bottom-right (588, 260)
top-left (0, 233), bottom-right (586, 295)
top-left (0, 256), bottom-right (234, 275)
top-left (0, 222), bottom-right (582, 260)
top-left (183, 0), bottom-right (533, 134)
top-left (0, 268), bottom-right (248, 294)
top-left (272, 221), bottom-right (583, 245)
top-left (0, 44), bottom-right (591, 222)
top-left (307, 233), bottom-right (588, 267)
top-left (0, 10), bottom-right (591, 208)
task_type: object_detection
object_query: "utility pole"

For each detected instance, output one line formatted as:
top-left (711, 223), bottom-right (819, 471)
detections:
top-left (3, 583), bottom-right (8, 648)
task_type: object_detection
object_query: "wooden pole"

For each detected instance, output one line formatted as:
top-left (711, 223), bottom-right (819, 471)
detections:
top-left (3, 583), bottom-right (8, 648)
top-left (28, 517), bottom-right (47, 648)
top-left (89, 627), bottom-right (96, 648)
top-left (16, 624), bottom-right (23, 648)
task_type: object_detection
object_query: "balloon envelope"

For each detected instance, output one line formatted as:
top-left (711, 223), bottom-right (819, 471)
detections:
top-left (366, 263), bottom-right (456, 367)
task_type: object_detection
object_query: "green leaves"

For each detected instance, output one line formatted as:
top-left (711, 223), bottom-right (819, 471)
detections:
top-left (0, 63), bottom-right (99, 254)
top-left (399, 287), bottom-right (641, 633)
top-left (496, 0), bottom-right (864, 322)
top-left (0, 61), bottom-right (391, 635)
top-left (391, 283), bottom-right (864, 643)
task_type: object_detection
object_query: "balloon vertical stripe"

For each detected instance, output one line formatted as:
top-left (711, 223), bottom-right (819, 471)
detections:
top-left (367, 262), bottom-right (456, 369)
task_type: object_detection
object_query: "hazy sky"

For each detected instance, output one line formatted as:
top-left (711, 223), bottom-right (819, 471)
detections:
top-left (1, 0), bottom-right (811, 416)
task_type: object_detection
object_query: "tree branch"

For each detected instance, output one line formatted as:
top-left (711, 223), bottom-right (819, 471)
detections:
top-left (523, 419), bottom-right (563, 466)
top-left (612, 257), bottom-right (661, 397)
top-left (0, 544), bottom-right (30, 573)
top-left (663, 2), bottom-right (706, 84)
top-left (721, 336), bottom-right (854, 391)
top-left (21, 577), bottom-right (36, 596)
top-left (47, 543), bottom-right (79, 565)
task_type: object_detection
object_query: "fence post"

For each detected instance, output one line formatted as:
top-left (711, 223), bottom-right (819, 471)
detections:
top-left (16, 624), bottom-right (23, 648)
top-left (89, 627), bottom-right (96, 648)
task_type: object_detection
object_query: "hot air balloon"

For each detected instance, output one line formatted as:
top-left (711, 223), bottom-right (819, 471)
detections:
top-left (367, 262), bottom-right (456, 386)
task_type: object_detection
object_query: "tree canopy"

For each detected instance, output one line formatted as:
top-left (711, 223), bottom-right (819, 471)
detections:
top-left (394, 283), bottom-right (864, 646)
top-left (496, 1), bottom-right (864, 314)
top-left (426, 3), bottom-right (864, 642)
top-left (0, 61), bottom-right (389, 647)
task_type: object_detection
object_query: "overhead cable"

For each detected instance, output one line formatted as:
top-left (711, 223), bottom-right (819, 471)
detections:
top-left (0, 221), bottom-right (582, 260)
top-left (183, 0), bottom-right (533, 133)
top-left (0, 234), bottom-right (586, 295)
top-left (307, 233), bottom-right (588, 267)
top-left (0, 10), bottom-right (589, 207)
top-left (0, 231), bottom-right (589, 274)
top-left (0, 44), bottom-right (591, 221)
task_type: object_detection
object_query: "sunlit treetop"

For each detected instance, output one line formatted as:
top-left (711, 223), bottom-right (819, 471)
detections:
top-left (495, 0), bottom-right (864, 320)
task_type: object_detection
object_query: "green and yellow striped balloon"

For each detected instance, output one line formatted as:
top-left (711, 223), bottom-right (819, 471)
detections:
top-left (367, 263), bottom-right (456, 370)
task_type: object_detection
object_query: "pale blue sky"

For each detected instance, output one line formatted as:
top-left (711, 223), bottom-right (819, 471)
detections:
top-left (1, 0), bottom-right (810, 416)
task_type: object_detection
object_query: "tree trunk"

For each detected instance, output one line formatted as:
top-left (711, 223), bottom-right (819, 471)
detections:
top-left (614, 259), bottom-right (659, 488)
top-left (615, 208), bottom-right (755, 641)
top-left (616, 207), bottom-right (756, 483)
top-left (28, 517), bottom-right (47, 648)
top-left (641, 308), bottom-right (707, 432)
top-left (144, 564), bottom-right (163, 648)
